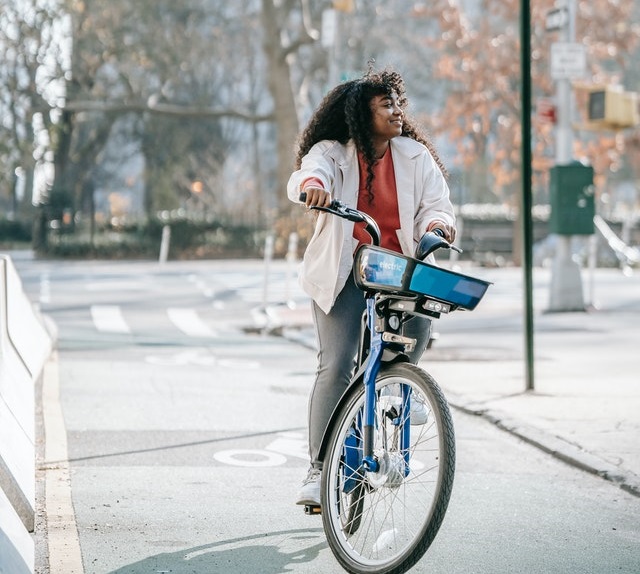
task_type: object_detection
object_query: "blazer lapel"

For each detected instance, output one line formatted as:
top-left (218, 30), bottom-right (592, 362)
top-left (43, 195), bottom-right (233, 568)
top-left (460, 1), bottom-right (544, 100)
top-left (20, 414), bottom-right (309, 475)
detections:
top-left (391, 139), bottom-right (418, 254)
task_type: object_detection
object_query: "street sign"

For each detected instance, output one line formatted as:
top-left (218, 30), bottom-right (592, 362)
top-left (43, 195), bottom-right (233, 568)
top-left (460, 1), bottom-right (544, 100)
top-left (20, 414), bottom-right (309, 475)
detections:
top-left (546, 7), bottom-right (568, 31)
top-left (550, 42), bottom-right (586, 80)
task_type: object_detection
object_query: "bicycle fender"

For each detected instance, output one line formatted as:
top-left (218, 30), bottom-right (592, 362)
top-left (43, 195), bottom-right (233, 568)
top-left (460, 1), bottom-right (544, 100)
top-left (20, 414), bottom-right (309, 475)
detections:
top-left (317, 378), bottom-right (365, 464)
top-left (381, 348), bottom-right (410, 364)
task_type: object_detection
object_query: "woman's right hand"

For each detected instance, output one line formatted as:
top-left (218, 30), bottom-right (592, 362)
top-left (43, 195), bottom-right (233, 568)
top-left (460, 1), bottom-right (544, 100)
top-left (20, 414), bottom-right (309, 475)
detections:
top-left (302, 186), bottom-right (332, 208)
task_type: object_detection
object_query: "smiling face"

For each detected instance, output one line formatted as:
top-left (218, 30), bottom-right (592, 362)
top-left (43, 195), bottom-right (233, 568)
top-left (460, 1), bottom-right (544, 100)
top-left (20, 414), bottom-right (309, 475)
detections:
top-left (369, 91), bottom-right (404, 145)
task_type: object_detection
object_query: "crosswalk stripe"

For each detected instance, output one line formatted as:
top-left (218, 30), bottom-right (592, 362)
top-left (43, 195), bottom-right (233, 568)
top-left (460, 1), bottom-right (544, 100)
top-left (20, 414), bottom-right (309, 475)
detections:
top-left (167, 308), bottom-right (217, 337)
top-left (91, 305), bottom-right (131, 333)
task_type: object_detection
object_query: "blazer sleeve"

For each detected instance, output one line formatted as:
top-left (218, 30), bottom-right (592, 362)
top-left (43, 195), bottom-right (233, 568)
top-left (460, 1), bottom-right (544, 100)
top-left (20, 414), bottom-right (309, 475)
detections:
top-left (287, 141), bottom-right (337, 204)
top-left (413, 150), bottom-right (456, 242)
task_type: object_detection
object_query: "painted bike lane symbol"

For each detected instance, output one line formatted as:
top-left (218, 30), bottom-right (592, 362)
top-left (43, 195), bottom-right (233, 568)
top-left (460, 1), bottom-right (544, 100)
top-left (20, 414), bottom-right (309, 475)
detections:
top-left (213, 432), bottom-right (308, 468)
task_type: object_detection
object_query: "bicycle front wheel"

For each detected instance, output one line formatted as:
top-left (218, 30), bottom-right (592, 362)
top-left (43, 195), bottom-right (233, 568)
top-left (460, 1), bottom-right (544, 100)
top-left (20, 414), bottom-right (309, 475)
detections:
top-left (321, 363), bottom-right (455, 574)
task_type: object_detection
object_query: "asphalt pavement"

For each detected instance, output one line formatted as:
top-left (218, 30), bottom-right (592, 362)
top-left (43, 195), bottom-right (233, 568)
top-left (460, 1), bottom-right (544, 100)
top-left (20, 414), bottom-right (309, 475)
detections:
top-left (7, 253), bottom-right (638, 573)
top-left (267, 264), bottom-right (640, 498)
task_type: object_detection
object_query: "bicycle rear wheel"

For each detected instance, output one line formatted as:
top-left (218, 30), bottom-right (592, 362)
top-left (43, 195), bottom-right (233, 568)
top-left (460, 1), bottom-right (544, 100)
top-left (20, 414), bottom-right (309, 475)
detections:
top-left (321, 363), bottom-right (455, 574)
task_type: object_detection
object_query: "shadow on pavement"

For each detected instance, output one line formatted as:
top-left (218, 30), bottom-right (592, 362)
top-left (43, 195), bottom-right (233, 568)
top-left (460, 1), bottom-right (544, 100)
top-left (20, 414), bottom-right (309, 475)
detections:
top-left (107, 528), bottom-right (327, 574)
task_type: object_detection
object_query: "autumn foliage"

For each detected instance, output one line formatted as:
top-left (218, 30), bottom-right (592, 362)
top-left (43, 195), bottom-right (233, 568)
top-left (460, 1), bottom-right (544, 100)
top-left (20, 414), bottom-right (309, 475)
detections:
top-left (413, 0), bottom-right (639, 207)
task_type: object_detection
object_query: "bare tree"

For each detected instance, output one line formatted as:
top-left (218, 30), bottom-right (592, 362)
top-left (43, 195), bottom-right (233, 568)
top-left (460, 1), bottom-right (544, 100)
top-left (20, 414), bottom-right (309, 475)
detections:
top-left (0, 0), bottom-right (65, 216)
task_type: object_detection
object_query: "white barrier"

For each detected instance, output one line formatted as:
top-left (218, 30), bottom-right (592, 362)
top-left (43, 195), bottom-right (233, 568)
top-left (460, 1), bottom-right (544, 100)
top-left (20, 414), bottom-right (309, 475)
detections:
top-left (0, 487), bottom-right (33, 574)
top-left (0, 254), bottom-right (54, 573)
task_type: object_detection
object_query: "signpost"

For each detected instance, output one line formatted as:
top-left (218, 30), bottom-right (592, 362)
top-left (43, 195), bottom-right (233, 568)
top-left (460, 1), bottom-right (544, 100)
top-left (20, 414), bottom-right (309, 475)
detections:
top-left (547, 0), bottom-right (590, 313)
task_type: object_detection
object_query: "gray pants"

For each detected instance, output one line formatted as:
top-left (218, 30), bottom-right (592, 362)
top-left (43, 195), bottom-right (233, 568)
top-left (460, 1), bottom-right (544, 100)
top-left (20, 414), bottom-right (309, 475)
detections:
top-left (308, 273), bottom-right (432, 469)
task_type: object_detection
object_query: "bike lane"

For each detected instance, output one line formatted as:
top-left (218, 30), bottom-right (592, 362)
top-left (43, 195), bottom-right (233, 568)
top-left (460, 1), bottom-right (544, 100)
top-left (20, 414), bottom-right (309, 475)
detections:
top-left (35, 260), bottom-right (640, 574)
top-left (41, 319), bottom-right (349, 573)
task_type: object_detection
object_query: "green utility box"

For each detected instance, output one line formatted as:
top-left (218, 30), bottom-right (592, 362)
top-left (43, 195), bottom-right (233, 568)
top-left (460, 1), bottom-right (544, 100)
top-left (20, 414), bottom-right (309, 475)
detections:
top-left (548, 164), bottom-right (595, 235)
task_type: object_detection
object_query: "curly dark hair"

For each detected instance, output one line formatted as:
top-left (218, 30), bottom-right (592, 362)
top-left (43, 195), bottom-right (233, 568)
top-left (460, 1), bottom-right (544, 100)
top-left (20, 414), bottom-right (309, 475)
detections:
top-left (294, 66), bottom-right (447, 199)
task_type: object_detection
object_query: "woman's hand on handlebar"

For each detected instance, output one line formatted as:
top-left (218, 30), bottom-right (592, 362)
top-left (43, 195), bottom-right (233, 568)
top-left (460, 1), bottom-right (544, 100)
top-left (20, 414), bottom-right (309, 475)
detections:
top-left (301, 187), bottom-right (332, 208)
top-left (427, 221), bottom-right (456, 243)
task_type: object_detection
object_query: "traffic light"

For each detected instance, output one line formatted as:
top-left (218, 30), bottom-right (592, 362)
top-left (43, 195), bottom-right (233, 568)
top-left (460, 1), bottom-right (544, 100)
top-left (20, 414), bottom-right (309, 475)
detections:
top-left (333, 0), bottom-right (354, 12)
top-left (586, 85), bottom-right (639, 129)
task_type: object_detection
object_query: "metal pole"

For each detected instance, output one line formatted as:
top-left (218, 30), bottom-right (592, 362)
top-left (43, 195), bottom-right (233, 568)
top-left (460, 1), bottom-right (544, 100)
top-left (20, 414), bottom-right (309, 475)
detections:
top-left (548, 0), bottom-right (585, 312)
top-left (521, 0), bottom-right (535, 391)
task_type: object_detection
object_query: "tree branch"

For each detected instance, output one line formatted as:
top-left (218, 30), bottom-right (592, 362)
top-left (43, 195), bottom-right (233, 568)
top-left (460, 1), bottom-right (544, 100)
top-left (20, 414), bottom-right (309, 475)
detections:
top-left (48, 100), bottom-right (274, 123)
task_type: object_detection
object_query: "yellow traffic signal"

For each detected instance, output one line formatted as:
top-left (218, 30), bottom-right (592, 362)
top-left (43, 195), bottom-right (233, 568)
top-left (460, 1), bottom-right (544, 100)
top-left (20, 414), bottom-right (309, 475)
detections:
top-left (333, 0), bottom-right (354, 12)
top-left (586, 85), bottom-right (639, 129)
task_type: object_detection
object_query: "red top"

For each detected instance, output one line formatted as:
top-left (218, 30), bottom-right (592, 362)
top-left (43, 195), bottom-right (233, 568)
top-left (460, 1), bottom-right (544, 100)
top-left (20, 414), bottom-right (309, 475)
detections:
top-left (300, 148), bottom-right (403, 252)
top-left (353, 148), bottom-right (402, 252)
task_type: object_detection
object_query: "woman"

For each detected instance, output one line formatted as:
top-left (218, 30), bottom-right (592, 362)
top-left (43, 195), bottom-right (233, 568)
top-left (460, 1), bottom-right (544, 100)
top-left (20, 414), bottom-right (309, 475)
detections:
top-left (287, 67), bottom-right (456, 506)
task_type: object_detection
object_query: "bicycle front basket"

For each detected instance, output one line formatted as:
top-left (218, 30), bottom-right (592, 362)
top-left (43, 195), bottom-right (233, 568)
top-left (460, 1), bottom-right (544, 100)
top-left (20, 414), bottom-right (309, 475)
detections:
top-left (406, 259), bottom-right (490, 310)
top-left (354, 245), bottom-right (490, 311)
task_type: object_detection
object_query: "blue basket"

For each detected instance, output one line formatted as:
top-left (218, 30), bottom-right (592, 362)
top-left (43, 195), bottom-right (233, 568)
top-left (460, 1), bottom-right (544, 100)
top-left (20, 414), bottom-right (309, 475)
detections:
top-left (353, 246), bottom-right (490, 311)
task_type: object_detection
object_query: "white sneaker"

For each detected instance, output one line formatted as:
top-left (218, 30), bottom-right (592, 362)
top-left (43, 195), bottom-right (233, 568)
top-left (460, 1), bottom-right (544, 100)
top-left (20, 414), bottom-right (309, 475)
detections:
top-left (379, 387), bottom-right (429, 426)
top-left (409, 395), bottom-right (429, 425)
top-left (296, 468), bottom-right (321, 506)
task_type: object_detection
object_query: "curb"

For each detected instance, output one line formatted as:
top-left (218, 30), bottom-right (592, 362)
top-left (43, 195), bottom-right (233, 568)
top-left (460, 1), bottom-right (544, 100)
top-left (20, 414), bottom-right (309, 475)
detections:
top-left (274, 326), bottom-right (640, 500)
top-left (447, 395), bottom-right (640, 498)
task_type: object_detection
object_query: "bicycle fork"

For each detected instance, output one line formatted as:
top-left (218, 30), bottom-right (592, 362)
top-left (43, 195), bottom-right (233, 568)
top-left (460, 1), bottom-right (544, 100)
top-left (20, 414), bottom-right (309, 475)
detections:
top-left (360, 298), bottom-right (412, 477)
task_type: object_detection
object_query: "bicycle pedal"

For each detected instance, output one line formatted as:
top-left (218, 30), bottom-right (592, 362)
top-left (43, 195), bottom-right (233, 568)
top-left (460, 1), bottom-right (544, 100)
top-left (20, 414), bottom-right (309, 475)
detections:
top-left (303, 504), bottom-right (321, 515)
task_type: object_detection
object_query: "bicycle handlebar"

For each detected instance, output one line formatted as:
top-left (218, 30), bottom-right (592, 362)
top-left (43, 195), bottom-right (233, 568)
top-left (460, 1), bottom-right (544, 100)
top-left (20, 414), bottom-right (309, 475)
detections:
top-left (298, 191), bottom-right (461, 260)
top-left (299, 192), bottom-right (382, 247)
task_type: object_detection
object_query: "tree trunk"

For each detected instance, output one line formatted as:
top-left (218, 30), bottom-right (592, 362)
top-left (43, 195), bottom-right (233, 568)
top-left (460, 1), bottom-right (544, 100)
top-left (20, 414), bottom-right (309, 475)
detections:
top-left (261, 0), bottom-right (300, 215)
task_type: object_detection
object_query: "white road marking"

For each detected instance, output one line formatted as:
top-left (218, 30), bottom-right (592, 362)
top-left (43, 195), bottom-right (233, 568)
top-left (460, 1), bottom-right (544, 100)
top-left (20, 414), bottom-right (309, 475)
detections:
top-left (213, 433), bottom-right (308, 468)
top-left (42, 352), bottom-right (84, 573)
top-left (213, 449), bottom-right (287, 467)
top-left (167, 308), bottom-right (217, 337)
top-left (91, 305), bottom-right (131, 333)
top-left (85, 281), bottom-right (149, 291)
top-left (265, 434), bottom-right (308, 460)
top-left (145, 349), bottom-right (260, 369)
top-left (146, 349), bottom-right (216, 367)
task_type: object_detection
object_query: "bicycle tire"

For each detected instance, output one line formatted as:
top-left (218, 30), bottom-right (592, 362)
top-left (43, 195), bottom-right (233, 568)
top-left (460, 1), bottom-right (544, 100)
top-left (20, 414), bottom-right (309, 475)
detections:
top-left (321, 362), bottom-right (455, 574)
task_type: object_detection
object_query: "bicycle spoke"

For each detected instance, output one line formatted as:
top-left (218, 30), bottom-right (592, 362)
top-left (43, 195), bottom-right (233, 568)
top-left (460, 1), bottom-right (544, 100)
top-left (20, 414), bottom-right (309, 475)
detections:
top-left (322, 364), bottom-right (455, 573)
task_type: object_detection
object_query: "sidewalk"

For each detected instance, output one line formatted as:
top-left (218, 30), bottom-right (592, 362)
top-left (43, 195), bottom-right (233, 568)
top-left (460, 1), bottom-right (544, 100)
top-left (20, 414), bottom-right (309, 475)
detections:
top-left (266, 266), bottom-right (640, 497)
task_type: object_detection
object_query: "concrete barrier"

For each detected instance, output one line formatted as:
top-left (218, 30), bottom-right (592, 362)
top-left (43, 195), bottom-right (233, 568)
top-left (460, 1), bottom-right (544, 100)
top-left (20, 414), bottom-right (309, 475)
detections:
top-left (0, 487), bottom-right (33, 574)
top-left (0, 254), bottom-right (53, 572)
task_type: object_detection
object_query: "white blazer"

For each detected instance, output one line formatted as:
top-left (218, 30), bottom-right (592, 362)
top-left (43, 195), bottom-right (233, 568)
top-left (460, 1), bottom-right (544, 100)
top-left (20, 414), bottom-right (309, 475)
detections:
top-left (287, 136), bottom-right (455, 314)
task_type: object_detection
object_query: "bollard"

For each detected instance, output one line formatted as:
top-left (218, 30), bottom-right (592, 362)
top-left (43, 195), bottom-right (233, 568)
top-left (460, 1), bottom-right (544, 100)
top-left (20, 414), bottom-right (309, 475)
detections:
top-left (159, 225), bottom-right (171, 264)
top-left (285, 232), bottom-right (298, 303)
top-left (262, 235), bottom-right (274, 307)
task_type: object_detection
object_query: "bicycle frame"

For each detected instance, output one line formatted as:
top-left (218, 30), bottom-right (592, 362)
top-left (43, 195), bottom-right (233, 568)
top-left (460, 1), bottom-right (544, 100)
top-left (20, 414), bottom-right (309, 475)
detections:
top-left (349, 295), bottom-right (415, 477)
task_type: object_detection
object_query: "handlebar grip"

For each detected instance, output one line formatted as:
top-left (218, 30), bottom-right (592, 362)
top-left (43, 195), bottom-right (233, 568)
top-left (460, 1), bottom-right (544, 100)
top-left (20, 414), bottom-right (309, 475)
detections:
top-left (299, 191), bottom-right (307, 203)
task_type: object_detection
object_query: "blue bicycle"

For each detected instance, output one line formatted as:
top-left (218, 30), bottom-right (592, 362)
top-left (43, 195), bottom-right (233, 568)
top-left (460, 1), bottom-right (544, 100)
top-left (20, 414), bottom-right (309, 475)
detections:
top-left (300, 195), bottom-right (490, 574)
